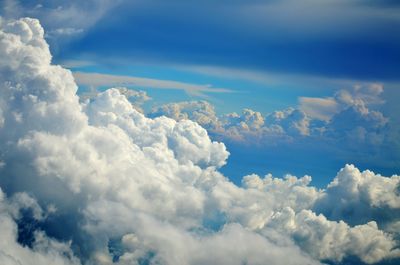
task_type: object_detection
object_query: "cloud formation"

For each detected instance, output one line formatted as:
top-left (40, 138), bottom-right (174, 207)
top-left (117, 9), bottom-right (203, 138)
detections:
top-left (150, 102), bottom-right (312, 142)
top-left (0, 17), bottom-right (399, 265)
top-left (0, 189), bottom-right (80, 265)
top-left (314, 164), bottom-right (400, 227)
top-left (152, 82), bottom-right (388, 139)
top-left (73, 71), bottom-right (233, 97)
top-left (150, 81), bottom-right (398, 178)
top-left (80, 87), bottom-right (151, 113)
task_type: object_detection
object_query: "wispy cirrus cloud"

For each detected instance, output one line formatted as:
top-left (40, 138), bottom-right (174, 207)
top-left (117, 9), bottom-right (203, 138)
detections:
top-left (73, 71), bottom-right (234, 96)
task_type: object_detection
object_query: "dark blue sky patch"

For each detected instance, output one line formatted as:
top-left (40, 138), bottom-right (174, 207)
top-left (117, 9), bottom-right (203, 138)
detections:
top-left (60, 0), bottom-right (400, 81)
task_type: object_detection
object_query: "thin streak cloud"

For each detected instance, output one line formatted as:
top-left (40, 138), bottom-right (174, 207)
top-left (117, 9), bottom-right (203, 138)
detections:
top-left (73, 71), bottom-right (234, 96)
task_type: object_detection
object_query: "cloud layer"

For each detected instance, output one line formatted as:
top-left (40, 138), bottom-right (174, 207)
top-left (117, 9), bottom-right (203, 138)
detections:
top-left (0, 17), bottom-right (399, 265)
top-left (150, 83), bottom-right (387, 142)
top-left (149, 81), bottom-right (399, 176)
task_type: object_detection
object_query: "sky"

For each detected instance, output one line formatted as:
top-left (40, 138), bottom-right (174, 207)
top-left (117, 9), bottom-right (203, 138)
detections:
top-left (0, 1), bottom-right (400, 265)
top-left (2, 0), bottom-right (399, 185)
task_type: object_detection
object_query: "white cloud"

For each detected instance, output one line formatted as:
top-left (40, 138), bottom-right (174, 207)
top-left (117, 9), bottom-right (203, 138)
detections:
top-left (81, 87), bottom-right (151, 113)
top-left (150, 101), bottom-right (221, 131)
top-left (150, 102), bottom-right (312, 142)
top-left (315, 164), bottom-right (400, 227)
top-left (0, 17), bottom-right (398, 265)
top-left (0, 188), bottom-right (80, 265)
top-left (327, 85), bottom-right (388, 137)
top-left (113, 218), bottom-right (321, 265)
top-left (299, 83), bottom-right (386, 124)
top-left (267, 208), bottom-right (400, 264)
top-left (243, 166), bottom-right (400, 264)
top-left (242, 173), bottom-right (320, 212)
top-left (265, 108), bottom-right (310, 136)
top-left (151, 83), bottom-right (391, 154)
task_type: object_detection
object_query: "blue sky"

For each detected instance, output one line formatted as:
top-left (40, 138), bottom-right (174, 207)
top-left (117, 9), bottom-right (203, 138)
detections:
top-left (1, 0), bottom-right (400, 186)
top-left (56, 0), bottom-right (400, 79)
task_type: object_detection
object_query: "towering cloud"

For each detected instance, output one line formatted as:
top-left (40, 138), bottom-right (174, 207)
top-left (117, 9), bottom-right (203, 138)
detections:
top-left (0, 17), bottom-right (399, 265)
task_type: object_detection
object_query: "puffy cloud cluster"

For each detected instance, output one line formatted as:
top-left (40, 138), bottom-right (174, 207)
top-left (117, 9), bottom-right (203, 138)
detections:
top-left (326, 86), bottom-right (388, 146)
top-left (0, 17), bottom-right (399, 265)
top-left (264, 108), bottom-right (310, 136)
top-left (315, 165), bottom-right (400, 227)
top-left (151, 103), bottom-right (310, 142)
top-left (151, 82), bottom-right (388, 145)
top-left (267, 209), bottom-right (399, 264)
top-left (299, 84), bottom-right (384, 122)
top-left (245, 165), bottom-right (400, 264)
top-left (149, 84), bottom-right (396, 181)
top-left (149, 101), bottom-right (221, 131)
top-left (300, 84), bottom-right (388, 142)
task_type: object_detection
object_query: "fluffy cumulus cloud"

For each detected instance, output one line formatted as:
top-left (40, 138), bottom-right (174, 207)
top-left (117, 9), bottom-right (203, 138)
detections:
top-left (314, 165), bottom-right (400, 227)
top-left (150, 83), bottom-right (389, 145)
top-left (81, 86), bottom-right (151, 113)
top-left (244, 166), bottom-right (400, 264)
top-left (0, 17), bottom-right (399, 265)
top-left (150, 103), bottom-right (310, 142)
top-left (149, 101), bottom-right (220, 131)
top-left (150, 83), bottom-right (399, 176)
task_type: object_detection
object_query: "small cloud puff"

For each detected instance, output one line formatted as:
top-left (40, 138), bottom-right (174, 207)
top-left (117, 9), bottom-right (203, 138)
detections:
top-left (81, 86), bottom-right (151, 113)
